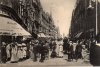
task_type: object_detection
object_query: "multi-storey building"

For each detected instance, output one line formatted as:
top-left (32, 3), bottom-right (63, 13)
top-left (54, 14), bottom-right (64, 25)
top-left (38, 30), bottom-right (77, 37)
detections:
top-left (69, 0), bottom-right (98, 40)
top-left (0, 0), bottom-right (58, 39)
top-left (69, 0), bottom-right (100, 65)
top-left (40, 11), bottom-right (58, 38)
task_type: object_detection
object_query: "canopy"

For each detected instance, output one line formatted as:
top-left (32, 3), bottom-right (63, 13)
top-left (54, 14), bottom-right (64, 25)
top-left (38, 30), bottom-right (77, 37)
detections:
top-left (38, 33), bottom-right (46, 37)
top-left (0, 16), bottom-right (31, 36)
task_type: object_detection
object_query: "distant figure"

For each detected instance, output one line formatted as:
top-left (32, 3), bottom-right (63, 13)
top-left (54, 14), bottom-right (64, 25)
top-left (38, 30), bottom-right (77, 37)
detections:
top-left (58, 40), bottom-right (63, 58)
top-left (1, 42), bottom-right (7, 63)
top-left (17, 44), bottom-right (22, 61)
top-left (75, 41), bottom-right (83, 61)
top-left (52, 41), bottom-right (57, 51)
top-left (68, 41), bottom-right (74, 61)
top-left (63, 37), bottom-right (69, 54)
top-left (45, 41), bottom-right (49, 59)
top-left (49, 41), bottom-right (53, 51)
top-left (30, 44), bottom-right (34, 59)
top-left (30, 40), bottom-right (35, 59)
top-left (6, 43), bottom-right (11, 61)
top-left (33, 40), bottom-right (38, 62)
top-left (58, 44), bottom-right (63, 58)
top-left (39, 41), bottom-right (46, 62)
top-left (73, 42), bottom-right (77, 60)
top-left (10, 42), bottom-right (18, 63)
top-left (51, 41), bottom-right (57, 58)
top-left (22, 43), bottom-right (27, 59)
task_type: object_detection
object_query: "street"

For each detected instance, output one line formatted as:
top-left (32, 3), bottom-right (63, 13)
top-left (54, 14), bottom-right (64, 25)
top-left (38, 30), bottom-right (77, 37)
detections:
top-left (0, 52), bottom-right (92, 67)
top-left (18, 55), bottom-right (92, 66)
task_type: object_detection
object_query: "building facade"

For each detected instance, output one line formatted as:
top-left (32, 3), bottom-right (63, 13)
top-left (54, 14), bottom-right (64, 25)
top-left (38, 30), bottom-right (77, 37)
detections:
top-left (69, 0), bottom-right (99, 40)
top-left (40, 11), bottom-right (58, 39)
top-left (0, 0), bottom-right (58, 39)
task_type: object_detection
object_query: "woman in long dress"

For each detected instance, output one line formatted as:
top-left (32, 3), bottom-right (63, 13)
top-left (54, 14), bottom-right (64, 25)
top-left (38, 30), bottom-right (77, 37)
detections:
top-left (30, 44), bottom-right (34, 59)
top-left (58, 44), bottom-right (63, 58)
top-left (21, 43), bottom-right (26, 60)
top-left (10, 43), bottom-right (18, 63)
top-left (22, 46), bottom-right (27, 59)
top-left (6, 43), bottom-right (11, 61)
top-left (20, 46), bottom-right (24, 60)
top-left (17, 45), bottom-right (22, 61)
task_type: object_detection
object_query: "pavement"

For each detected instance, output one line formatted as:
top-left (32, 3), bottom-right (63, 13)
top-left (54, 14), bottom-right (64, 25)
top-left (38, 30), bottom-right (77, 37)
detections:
top-left (0, 54), bottom-right (93, 67)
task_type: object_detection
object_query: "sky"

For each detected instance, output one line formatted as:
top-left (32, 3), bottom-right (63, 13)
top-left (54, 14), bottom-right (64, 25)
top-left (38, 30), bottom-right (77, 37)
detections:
top-left (40, 0), bottom-right (76, 36)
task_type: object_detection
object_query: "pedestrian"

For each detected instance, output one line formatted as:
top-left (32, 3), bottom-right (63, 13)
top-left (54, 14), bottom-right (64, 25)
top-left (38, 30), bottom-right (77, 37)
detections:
top-left (25, 43), bottom-right (30, 59)
top-left (6, 43), bottom-right (11, 61)
top-left (45, 41), bottom-right (49, 59)
top-left (1, 42), bottom-right (7, 63)
top-left (52, 40), bottom-right (57, 51)
top-left (30, 45), bottom-right (33, 59)
top-left (57, 39), bottom-right (63, 57)
top-left (73, 42), bottom-right (77, 60)
top-left (39, 41), bottom-right (46, 62)
top-left (49, 40), bottom-right (53, 51)
top-left (17, 44), bottom-right (22, 61)
top-left (22, 43), bottom-right (27, 60)
top-left (68, 41), bottom-right (74, 61)
top-left (29, 40), bottom-right (35, 59)
top-left (33, 40), bottom-right (38, 62)
top-left (58, 44), bottom-right (63, 58)
top-left (90, 38), bottom-right (96, 65)
top-left (20, 46), bottom-right (23, 61)
top-left (63, 37), bottom-right (68, 54)
top-left (50, 40), bottom-right (57, 58)
top-left (38, 40), bottom-right (42, 58)
top-left (10, 42), bottom-right (18, 63)
top-left (75, 41), bottom-right (83, 62)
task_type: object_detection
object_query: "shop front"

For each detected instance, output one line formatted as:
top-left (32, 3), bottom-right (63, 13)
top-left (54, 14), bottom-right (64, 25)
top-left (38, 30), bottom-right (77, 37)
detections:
top-left (0, 16), bottom-right (31, 62)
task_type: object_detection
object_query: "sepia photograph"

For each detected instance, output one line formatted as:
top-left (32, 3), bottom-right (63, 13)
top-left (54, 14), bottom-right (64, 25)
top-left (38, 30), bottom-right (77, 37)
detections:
top-left (0, 0), bottom-right (100, 67)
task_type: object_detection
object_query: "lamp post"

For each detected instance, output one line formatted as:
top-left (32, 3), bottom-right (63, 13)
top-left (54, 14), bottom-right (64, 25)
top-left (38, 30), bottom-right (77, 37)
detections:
top-left (96, 0), bottom-right (98, 36)
top-left (0, 35), bottom-right (1, 63)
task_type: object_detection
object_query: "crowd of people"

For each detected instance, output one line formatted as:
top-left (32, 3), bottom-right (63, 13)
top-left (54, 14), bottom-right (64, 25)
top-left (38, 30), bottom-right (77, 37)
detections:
top-left (63, 37), bottom-right (94, 62)
top-left (1, 42), bottom-right (28, 63)
top-left (0, 37), bottom-right (93, 64)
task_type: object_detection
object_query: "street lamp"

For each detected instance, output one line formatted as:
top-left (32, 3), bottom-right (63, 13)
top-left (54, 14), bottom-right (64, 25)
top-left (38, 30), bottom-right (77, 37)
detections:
top-left (96, 0), bottom-right (98, 35)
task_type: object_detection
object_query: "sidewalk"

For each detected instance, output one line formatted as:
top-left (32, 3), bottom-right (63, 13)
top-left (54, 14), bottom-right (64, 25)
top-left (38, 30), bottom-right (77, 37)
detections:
top-left (16, 55), bottom-right (92, 66)
top-left (0, 55), bottom-right (93, 67)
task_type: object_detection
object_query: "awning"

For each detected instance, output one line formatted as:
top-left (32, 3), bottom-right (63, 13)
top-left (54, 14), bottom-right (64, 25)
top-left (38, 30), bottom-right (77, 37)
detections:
top-left (75, 32), bottom-right (83, 38)
top-left (14, 27), bottom-right (31, 36)
top-left (38, 33), bottom-right (46, 37)
top-left (0, 16), bottom-right (31, 36)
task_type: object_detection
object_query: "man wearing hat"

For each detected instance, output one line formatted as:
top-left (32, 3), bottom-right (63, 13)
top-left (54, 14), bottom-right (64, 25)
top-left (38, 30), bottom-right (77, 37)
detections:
top-left (33, 40), bottom-right (38, 62)
top-left (1, 42), bottom-right (7, 63)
